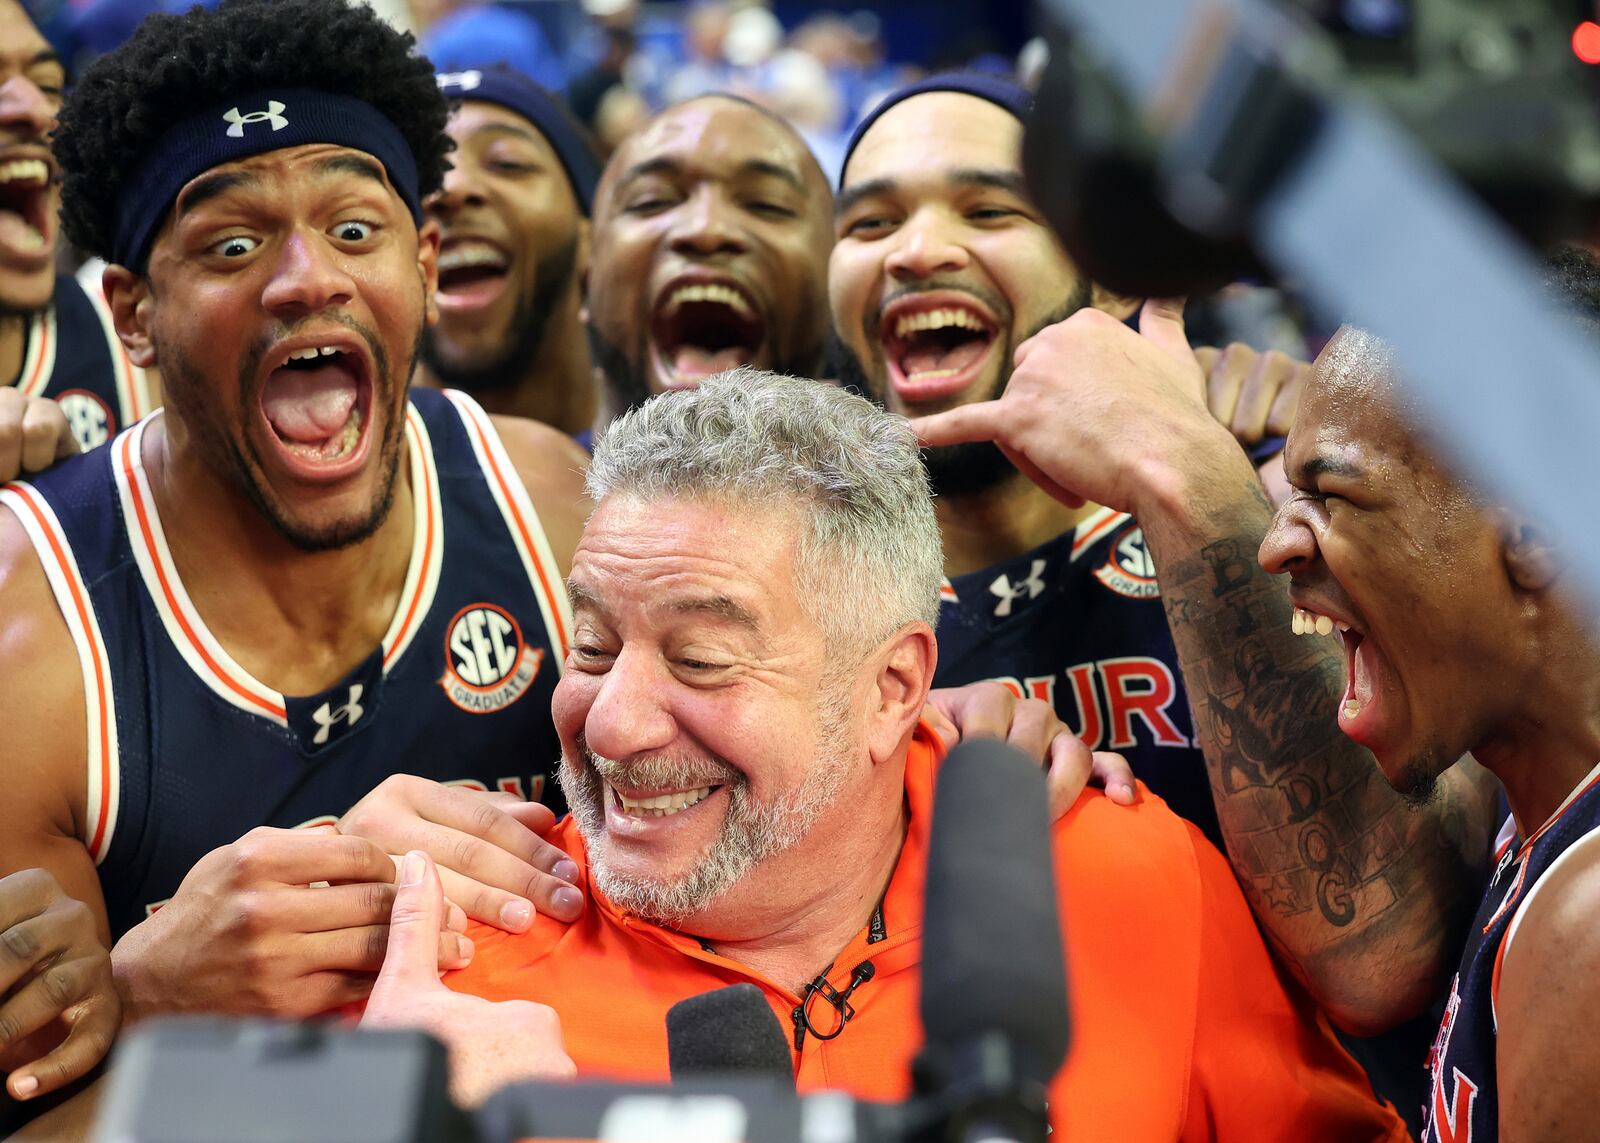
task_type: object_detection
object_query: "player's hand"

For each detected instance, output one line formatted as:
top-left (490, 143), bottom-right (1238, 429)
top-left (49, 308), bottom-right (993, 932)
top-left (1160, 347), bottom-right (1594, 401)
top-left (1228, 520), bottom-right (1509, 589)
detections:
top-left (111, 826), bottom-right (471, 1021)
top-left (1193, 342), bottom-right (1307, 446)
top-left (926, 682), bottom-right (1135, 818)
top-left (0, 389), bottom-right (79, 484)
top-left (339, 775), bottom-right (583, 930)
top-left (911, 300), bottom-right (1238, 516)
top-left (364, 851), bottom-right (575, 1106)
top-left (0, 869), bottom-right (119, 1102)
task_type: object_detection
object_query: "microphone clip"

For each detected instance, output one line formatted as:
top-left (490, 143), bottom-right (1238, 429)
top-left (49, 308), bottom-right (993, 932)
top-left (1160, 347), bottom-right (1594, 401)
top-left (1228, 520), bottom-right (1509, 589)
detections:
top-left (792, 961), bottom-right (876, 1049)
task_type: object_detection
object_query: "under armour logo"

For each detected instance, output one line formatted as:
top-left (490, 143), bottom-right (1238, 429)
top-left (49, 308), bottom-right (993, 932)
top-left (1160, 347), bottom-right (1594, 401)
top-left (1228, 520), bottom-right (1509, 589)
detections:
top-left (222, 100), bottom-right (288, 138)
top-left (437, 70), bottom-right (483, 92)
top-left (310, 684), bottom-right (365, 746)
top-left (988, 559), bottom-right (1047, 618)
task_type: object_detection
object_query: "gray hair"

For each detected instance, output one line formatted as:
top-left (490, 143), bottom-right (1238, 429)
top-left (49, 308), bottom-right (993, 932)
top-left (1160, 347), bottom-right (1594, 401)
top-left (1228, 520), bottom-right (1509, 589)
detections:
top-left (587, 367), bottom-right (943, 651)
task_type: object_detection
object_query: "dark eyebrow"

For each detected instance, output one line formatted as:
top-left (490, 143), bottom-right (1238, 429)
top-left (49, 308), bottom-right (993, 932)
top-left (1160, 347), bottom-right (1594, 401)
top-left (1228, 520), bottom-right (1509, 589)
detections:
top-left (835, 176), bottom-right (896, 218)
top-left (176, 154), bottom-right (388, 218)
top-left (471, 122), bottom-right (547, 147)
top-left (313, 153), bottom-right (391, 190)
top-left (618, 156), bottom-right (680, 186)
top-left (176, 169), bottom-right (259, 216)
top-left (739, 158), bottom-right (804, 193)
top-left (949, 166), bottom-right (1030, 197)
top-left (30, 49), bottom-right (63, 68)
top-left (1300, 453), bottom-right (1366, 481)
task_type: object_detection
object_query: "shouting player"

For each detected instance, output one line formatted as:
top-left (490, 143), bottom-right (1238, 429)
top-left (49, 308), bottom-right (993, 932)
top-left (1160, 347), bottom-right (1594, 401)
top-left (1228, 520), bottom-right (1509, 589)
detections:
top-left (1260, 252), bottom-right (1600, 1141)
top-left (0, 0), bottom-right (595, 1039)
top-left (418, 67), bottom-right (602, 439)
top-left (584, 94), bottom-right (834, 422)
top-left (0, 0), bottom-right (155, 453)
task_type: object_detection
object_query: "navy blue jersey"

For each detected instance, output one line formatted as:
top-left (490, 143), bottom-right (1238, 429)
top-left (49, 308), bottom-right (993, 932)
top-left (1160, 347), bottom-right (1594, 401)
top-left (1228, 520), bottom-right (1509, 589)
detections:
top-left (1422, 767), bottom-right (1600, 1143)
top-left (11, 275), bottom-right (154, 453)
top-left (933, 508), bottom-right (1217, 845)
top-left (0, 388), bottom-right (572, 938)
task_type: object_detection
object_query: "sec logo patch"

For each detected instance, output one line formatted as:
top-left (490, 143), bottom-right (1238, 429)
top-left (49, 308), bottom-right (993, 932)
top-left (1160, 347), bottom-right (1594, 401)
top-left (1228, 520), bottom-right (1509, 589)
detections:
top-left (440, 602), bottom-right (544, 713)
top-left (1093, 525), bottom-right (1160, 599)
top-left (56, 389), bottom-right (115, 452)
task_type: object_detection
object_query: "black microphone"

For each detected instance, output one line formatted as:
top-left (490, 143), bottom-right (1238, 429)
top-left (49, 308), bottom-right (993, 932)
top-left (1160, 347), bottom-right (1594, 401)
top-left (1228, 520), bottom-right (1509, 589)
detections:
top-left (667, 982), bottom-right (796, 1086)
top-left (917, 739), bottom-right (1069, 1143)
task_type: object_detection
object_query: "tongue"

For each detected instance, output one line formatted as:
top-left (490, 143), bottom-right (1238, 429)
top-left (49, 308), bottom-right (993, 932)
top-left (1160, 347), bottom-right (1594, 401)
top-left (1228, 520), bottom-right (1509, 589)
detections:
top-left (671, 344), bottom-right (749, 379)
top-left (262, 365), bottom-right (357, 443)
top-left (900, 334), bottom-right (990, 378)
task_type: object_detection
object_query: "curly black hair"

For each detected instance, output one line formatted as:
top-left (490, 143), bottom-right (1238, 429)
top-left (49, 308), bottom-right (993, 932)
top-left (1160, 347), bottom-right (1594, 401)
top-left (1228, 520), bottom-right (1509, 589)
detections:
top-left (53, 0), bottom-right (451, 263)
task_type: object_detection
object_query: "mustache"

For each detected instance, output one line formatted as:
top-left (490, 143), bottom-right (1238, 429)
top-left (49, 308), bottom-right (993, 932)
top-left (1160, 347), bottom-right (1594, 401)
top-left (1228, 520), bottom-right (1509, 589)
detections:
top-left (578, 740), bottom-right (742, 793)
top-left (866, 278), bottom-right (1012, 340)
top-left (237, 312), bottom-right (390, 402)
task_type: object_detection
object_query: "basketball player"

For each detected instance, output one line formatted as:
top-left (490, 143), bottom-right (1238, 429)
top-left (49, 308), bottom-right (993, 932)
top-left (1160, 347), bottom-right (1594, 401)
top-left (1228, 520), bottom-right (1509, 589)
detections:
top-left (0, 0), bottom-right (595, 1037)
top-left (835, 75), bottom-right (1499, 1124)
top-left (1258, 254), bottom-right (1600, 1139)
top-left (583, 95), bottom-right (835, 422)
top-left (418, 67), bottom-right (602, 439)
top-left (1, 0), bottom-right (156, 453)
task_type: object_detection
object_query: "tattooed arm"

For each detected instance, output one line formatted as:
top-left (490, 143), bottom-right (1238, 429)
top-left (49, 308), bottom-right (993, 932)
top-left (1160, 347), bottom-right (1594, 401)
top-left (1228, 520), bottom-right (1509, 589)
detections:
top-left (1137, 449), bottom-right (1496, 1033)
top-left (913, 300), bottom-right (1497, 1033)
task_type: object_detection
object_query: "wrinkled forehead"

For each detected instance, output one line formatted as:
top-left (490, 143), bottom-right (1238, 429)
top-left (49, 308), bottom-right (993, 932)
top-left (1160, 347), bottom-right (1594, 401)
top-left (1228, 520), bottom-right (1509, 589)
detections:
top-left (605, 98), bottom-right (819, 194)
top-left (841, 92), bottom-right (1023, 190)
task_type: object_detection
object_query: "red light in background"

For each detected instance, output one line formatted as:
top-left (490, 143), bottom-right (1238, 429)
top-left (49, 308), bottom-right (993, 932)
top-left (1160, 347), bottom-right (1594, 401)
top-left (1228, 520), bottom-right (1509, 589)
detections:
top-left (1574, 20), bottom-right (1600, 64)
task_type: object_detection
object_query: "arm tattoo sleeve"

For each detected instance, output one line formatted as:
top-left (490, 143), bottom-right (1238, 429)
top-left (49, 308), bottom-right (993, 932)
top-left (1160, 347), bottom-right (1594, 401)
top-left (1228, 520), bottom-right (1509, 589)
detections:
top-left (1142, 474), bottom-right (1494, 1019)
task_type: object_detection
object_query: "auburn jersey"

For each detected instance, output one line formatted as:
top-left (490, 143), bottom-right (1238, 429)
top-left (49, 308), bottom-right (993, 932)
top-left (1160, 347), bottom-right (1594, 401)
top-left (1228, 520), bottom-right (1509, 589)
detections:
top-left (9, 275), bottom-right (154, 453)
top-left (1422, 765), bottom-right (1600, 1143)
top-left (0, 388), bottom-right (571, 938)
top-left (934, 508), bottom-right (1217, 846)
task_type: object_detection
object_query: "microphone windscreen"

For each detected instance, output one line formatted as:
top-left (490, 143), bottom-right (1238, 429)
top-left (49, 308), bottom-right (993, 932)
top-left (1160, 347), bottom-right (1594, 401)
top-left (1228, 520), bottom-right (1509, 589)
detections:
top-left (920, 739), bottom-right (1070, 1085)
top-left (666, 983), bottom-right (795, 1086)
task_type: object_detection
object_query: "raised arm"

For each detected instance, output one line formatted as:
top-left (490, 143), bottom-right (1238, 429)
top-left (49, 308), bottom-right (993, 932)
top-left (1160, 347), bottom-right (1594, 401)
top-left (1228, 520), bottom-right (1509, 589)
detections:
top-left (911, 302), bottom-right (1497, 1033)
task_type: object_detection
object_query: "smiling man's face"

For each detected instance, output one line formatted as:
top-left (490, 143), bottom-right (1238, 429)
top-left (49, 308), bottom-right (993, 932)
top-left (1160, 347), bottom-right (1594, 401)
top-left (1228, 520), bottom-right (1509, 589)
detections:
top-left (553, 493), bottom-right (865, 926)
top-left (584, 97), bottom-right (832, 412)
top-left (828, 91), bottom-right (1106, 495)
top-left (0, 0), bottom-right (64, 314)
top-left (422, 99), bottom-right (584, 393)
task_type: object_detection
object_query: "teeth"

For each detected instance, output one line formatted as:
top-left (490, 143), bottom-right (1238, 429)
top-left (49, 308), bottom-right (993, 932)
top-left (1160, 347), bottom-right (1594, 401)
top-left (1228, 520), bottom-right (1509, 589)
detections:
top-left (285, 346), bottom-right (342, 362)
top-left (438, 241), bottom-right (508, 272)
top-left (894, 307), bottom-right (987, 339)
top-left (1292, 606), bottom-right (1345, 636)
top-left (11, 223), bottom-right (44, 251)
top-left (1343, 698), bottom-right (1361, 720)
top-left (612, 784), bottom-right (715, 818)
top-left (668, 283), bottom-right (753, 317)
top-left (0, 159), bottom-right (48, 186)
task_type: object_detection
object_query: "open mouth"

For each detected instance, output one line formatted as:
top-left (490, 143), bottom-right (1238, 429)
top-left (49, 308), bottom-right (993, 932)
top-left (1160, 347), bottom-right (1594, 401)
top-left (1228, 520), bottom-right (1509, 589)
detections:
top-left (1293, 603), bottom-right (1377, 731)
top-left (259, 342), bottom-right (373, 475)
top-left (0, 155), bottom-right (55, 262)
top-left (608, 782), bottom-right (722, 819)
top-left (649, 280), bottom-right (766, 389)
top-left (880, 297), bottom-right (999, 405)
top-left (436, 237), bottom-right (510, 312)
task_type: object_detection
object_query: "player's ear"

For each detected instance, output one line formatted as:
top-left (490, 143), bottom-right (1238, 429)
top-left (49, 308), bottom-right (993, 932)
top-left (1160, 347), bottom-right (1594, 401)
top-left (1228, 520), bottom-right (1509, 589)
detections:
top-left (1499, 510), bottom-right (1562, 593)
top-left (102, 265), bottom-right (158, 369)
top-left (417, 217), bottom-right (441, 326)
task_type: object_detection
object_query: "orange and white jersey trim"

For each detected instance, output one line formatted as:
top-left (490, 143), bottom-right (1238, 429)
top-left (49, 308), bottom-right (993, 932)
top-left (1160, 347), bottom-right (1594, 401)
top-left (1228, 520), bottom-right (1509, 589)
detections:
top-left (1070, 507), bottom-right (1131, 562)
top-left (0, 482), bottom-right (121, 864)
top-left (442, 389), bottom-right (573, 665)
top-left (15, 305), bottom-right (56, 399)
top-left (111, 408), bottom-right (445, 725)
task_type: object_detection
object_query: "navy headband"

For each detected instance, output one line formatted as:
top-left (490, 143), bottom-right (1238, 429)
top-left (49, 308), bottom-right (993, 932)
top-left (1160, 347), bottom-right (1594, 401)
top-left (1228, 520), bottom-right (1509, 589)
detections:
top-left (437, 67), bottom-right (599, 215)
top-left (841, 73), bottom-right (1034, 189)
top-left (112, 88), bottom-right (423, 271)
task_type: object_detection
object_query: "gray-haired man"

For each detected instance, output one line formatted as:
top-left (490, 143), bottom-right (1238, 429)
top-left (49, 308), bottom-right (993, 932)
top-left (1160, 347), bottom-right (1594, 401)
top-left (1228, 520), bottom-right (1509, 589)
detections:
top-left (360, 368), bottom-right (1408, 1140)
